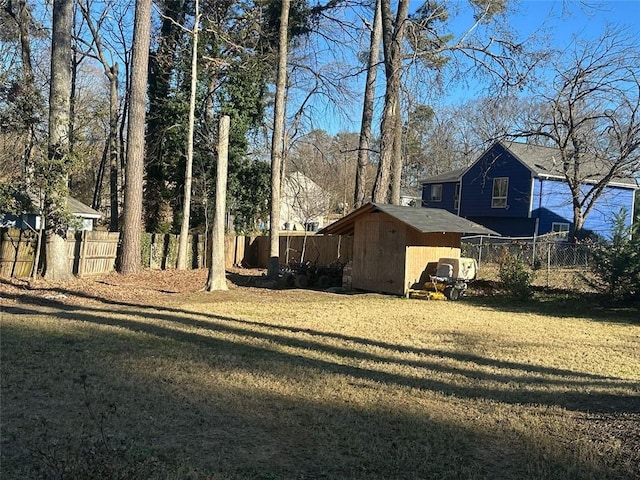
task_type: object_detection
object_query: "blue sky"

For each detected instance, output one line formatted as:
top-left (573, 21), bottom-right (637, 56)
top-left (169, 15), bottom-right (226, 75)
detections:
top-left (309, 0), bottom-right (640, 134)
top-left (504, 0), bottom-right (639, 43)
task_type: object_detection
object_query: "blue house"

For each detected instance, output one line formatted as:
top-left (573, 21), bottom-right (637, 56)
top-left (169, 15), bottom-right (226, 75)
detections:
top-left (420, 141), bottom-right (638, 239)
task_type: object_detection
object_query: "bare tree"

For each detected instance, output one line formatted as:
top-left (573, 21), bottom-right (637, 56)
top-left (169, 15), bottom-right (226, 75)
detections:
top-left (76, 0), bottom-right (122, 231)
top-left (118, 0), bottom-right (152, 274)
top-left (354, 0), bottom-right (382, 209)
top-left (372, 0), bottom-right (409, 204)
top-left (517, 28), bottom-right (640, 239)
top-left (373, 0), bottom-right (538, 205)
top-left (176, 0), bottom-right (201, 270)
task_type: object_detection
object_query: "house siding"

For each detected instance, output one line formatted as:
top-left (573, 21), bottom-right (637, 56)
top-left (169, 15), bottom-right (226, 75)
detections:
top-left (421, 182), bottom-right (458, 212)
top-left (532, 178), bottom-right (635, 239)
top-left (419, 142), bottom-right (637, 239)
top-left (459, 143), bottom-right (532, 219)
top-left (463, 217), bottom-right (536, 238)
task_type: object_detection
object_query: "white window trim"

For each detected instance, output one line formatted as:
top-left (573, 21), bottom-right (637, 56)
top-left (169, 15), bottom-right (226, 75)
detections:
top-left (430, 184), bottom-right (442, 202)
top-left (454, 183), bottom-right (460, 210)
top-left (551, 222), bottom-right (570, 239)
top-left (492, 177), bottom-right (508, 208)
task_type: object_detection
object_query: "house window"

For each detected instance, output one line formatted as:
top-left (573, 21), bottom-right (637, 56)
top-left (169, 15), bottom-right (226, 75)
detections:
top-left (430, 184), bottom-right (442, 202)
top-left (551, 222), bottom-right (570, 239)
top-left (492, 177), bottom-right (508, 208)
top-left (454, 183), bottom-right (460, 210)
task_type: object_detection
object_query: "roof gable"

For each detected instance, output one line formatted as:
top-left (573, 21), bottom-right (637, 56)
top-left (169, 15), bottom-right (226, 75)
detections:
top-left (504, 141), bottom-right (637, 188)
top-left (421, 141), bottom-right (638, 189)
top-left (318, 203), bottom-right (498, 236)
top-left (67, 197), bottom-right (101, 218)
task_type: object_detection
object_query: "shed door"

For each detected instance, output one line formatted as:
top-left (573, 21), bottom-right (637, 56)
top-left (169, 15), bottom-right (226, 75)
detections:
top-left (354, 220), bottom-right (404, 294)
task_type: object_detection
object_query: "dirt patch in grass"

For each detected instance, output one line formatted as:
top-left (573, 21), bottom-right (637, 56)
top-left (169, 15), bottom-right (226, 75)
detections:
top-left (0, 268), bottom-right (264, 308)
top-left (2, 268), bottom-right (639, 479)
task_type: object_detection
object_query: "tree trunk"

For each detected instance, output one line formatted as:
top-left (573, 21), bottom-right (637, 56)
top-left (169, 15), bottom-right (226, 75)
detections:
top-left (267, 0), bottom-right (291, 279)
top-left (206, 115), bottom-right (230, 291)
top-left (92, 141), bottom-right (107, 210)
top-left (77, 2), bottom-right (122, 231)
top-left (44, 0), bottom-right (73, 281)
top-left (177, 1), bottom-right (200, 270)
top-left (118, 0), bottom-right (152, 275)
top-left (144, 0), bottom-right (187, 233)
top-left (354, 0), bottom-right (382, 209)
top-left (8, 0), bottom-right (37, 181)
top-left (572, 204), bottom-right (585, 242)
top-left (390, 104), bottom-right (403, 204)
top-left (372, 0), bottom-right (409, 205)
top-left (108, 63), bottom-right (120, 231)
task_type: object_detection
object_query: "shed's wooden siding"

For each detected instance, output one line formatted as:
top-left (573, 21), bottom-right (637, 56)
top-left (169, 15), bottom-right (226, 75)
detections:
top-left (352, 215), bottom-right (407, 294)
top-left (351, 212), bottom-right (464, 296)
top-left (405, 230), bottom-right (460, 247)
top-left (404, 246), bottom-right (461, 291)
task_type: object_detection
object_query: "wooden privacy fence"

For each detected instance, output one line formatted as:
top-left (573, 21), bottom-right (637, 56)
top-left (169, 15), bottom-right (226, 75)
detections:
top-left (249, 233), bottom-right (353, 267)
top-left (66, 230), bottom-right (120, 276)
top-left (0, 229), bottom-right (121, 279)
top-left (0, 228), bottom-right (37, 278)
top-left (0, 228), bottom-right (354, 279)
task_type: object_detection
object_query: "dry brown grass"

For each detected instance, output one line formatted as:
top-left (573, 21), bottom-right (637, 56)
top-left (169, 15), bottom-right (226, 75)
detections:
top-left (1, 270), bottom-right (639, 479)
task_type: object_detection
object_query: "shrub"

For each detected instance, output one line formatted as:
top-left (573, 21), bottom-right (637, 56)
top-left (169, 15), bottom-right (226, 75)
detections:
top-left (498, 252), bottom-right (534, 300)
top-left (584, 209), bottom-right (640, 304)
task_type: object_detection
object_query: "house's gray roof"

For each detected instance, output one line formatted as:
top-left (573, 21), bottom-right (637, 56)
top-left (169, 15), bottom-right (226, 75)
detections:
top-left (67, 197), bottom-right (101, 218)
top-left (23, 193), bottom-right (102, 218)
top-left (419, 167), bottom-right (467, 185)
top-left (318, 202), bottom-right (499, 236)
top-left (419, 142), bottom-right (638, 188)
top-left (504, 141), bottom-right (638, 188)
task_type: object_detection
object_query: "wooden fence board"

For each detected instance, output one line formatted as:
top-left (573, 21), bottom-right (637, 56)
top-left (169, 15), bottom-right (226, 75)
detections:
top-left (1, 229), bottom-right (351, 279)
top-left (252, 234), bottom-right (353, 268)
top-left (77, 231), bottom-right (119, 276)
top-left (0, 228), bottom-right (37, 278)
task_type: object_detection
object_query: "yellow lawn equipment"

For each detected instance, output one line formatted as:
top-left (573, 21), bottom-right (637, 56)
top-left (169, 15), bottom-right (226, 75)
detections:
top-left (406, 257), bottom-right (478, 301)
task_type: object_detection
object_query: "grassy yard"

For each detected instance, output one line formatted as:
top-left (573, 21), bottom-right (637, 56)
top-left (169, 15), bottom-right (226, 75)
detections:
top-left (1, 270), bottom-right (639, 479)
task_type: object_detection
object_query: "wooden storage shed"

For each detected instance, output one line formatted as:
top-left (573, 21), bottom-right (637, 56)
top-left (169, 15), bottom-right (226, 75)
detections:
top-left (318, 202), bottom-right (497, 296)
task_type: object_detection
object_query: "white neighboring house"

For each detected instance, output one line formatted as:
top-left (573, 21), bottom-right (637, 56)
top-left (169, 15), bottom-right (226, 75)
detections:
top-left (0, 196), bottom-right (101, 231)
top-left (400, 190), bottom-right (422, 207)
top-left (280, 172), bottom-right (330, 232)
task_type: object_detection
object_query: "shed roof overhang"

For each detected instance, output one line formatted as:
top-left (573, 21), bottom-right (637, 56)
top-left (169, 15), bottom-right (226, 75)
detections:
top-left (318, 203), bottom-right (499, 237)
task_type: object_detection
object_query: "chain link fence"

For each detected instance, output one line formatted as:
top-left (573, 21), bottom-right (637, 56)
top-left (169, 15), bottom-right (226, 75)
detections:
top-left (462, 234), bottom-right (594, 289)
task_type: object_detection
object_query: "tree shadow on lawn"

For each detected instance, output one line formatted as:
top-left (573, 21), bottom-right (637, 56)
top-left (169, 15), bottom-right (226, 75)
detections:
top-left (3, 292), bottom-right (639, 417)
top-left (2, 305), bottom-right (639, 480)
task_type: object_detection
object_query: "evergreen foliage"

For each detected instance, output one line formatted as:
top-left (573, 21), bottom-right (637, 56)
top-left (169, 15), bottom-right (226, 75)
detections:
top-left (584, 209), bottom-right (640, 304)
top-left (498, 252), bottom-right (534, 300)
top-left (0, 184), bottom-right (34, 215)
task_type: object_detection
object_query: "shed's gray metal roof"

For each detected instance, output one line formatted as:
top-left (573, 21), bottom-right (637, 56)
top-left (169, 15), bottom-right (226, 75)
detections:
top-left (318, 202), bottom-right (499, 236)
